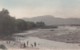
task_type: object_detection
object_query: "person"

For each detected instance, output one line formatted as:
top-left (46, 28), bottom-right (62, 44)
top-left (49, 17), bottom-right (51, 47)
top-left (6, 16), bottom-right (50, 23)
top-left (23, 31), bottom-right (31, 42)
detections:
top-left (6, 41), bottom-right (10, 44)
top-left (27, 41), bottom-right (29, 46)
top-left (23, 43), bottom-right (26, 48)
top-left (34, 42), bottom-right (36, 47)
top-left (31, 44), bottom-right (33, 47)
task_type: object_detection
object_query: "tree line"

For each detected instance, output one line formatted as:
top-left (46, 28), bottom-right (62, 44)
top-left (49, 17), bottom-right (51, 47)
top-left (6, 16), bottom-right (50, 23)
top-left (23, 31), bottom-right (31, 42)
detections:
top-left (0, 9), bottom-right (45, 36)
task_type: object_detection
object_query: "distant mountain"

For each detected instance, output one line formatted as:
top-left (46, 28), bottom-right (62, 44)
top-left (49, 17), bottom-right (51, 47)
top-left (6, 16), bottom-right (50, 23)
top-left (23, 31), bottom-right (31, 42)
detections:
top-left (22, 15), bottom-right (80, 25)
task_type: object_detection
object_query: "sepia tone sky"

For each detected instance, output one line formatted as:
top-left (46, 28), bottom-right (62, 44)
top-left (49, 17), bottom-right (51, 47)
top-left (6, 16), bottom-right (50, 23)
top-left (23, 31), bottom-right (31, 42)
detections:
top-left (0, 0), bottom-right (80, 18)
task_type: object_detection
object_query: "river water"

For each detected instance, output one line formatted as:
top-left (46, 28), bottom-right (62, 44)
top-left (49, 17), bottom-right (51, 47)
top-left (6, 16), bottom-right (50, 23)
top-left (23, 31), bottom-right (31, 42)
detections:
top-left (14, 28), bottom-right (80, 49)
top-left (0, 28), bottom-right (80, 50)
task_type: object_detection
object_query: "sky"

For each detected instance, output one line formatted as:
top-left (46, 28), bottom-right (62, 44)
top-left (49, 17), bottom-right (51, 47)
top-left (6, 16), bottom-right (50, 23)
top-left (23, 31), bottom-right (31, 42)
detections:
top-left (0, 0), bottom-right (80, 18)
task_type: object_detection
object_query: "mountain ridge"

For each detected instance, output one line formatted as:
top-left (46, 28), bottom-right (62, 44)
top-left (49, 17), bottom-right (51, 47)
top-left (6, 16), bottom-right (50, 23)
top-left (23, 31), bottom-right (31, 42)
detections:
top-left (22, 15), bottom-right (80, 25)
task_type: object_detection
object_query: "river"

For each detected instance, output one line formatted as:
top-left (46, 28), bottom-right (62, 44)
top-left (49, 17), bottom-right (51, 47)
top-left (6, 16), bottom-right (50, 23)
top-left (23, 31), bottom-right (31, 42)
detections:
top-left (0, 28), bottom-right (80, 50)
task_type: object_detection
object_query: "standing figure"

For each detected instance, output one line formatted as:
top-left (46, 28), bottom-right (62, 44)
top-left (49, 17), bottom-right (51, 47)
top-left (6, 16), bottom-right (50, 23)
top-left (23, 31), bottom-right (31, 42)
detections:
top-left (27, 41), bottom-right (29, 46)
top-left (34, 42), bottom-right (37, 47)
top-left (31, 44), bottom-right (33, 47)
top-left (23, 43), bottom-right (26, 48)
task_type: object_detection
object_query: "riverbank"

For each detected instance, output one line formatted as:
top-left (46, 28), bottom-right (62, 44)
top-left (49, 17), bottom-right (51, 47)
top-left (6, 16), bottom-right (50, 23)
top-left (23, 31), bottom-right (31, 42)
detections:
top-left (0, 36), bottom-right (80, 50)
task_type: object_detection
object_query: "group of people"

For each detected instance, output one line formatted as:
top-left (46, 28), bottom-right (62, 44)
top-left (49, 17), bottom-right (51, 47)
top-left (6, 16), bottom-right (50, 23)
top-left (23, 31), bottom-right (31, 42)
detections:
top-left (6, 40), bottom-right (38, 48)
top-left (22, 41), bottom-right (37, 48)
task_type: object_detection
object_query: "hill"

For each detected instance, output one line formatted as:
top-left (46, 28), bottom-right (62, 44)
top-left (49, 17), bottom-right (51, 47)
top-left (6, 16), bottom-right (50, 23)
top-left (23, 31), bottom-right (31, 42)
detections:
top-left (23, 15), bottom-right (80, 25)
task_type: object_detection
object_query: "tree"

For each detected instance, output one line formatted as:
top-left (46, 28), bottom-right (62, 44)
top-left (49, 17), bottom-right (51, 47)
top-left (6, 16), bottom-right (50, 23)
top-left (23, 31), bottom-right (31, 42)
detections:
top-left (0, 8), bottom-right (16, 35)
top-left (36, 21), bottom-right (45, 28)
top-left (16, 19), bottom-right (28, 32)
top-left (0, 8), bottom-right (46, 37)
top-left (26, 21), bottom-right (36, 29)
